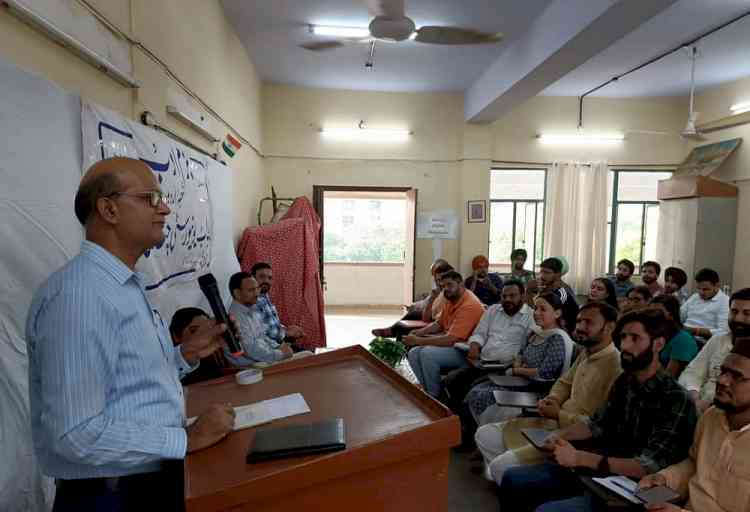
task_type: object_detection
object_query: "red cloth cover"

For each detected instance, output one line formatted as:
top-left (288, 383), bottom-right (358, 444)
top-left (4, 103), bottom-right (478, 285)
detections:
top-left (237, 197), bottom-right (326, 349)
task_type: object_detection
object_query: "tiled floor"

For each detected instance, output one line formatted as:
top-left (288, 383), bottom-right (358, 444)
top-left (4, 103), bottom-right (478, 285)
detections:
top-left (323, 305), bottom-right (499, 511)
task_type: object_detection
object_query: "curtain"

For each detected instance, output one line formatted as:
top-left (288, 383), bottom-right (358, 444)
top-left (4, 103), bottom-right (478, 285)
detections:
top-left (543, 161), bottom-right (609, 294)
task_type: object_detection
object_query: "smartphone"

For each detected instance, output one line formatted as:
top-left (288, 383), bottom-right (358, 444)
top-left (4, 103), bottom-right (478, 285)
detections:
top-left (635, 485), bottom-right (681, 505)
top-left (521, 428), bottom-right (552, 449)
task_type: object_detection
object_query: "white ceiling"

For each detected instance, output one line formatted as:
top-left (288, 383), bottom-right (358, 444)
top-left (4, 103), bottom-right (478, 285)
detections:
top-left (221, 0), bottom-right (554, 92)
top-left (221, 0), bottom-right (750, 120)
top-left (542, 0), bottom-right (750, 97)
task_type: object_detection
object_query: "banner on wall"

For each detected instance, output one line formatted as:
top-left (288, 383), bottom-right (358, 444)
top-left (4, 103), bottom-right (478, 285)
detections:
top-left (81, 102), bottom-right (239, 322)
top-left (82, 103), bottom-right (212, 290)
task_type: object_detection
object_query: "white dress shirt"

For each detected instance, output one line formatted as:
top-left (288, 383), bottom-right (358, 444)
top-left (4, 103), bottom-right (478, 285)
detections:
top-left (467, 303), bottom-right (535, 364)
top-left (680, 290), bottom-right (730, 339)
top-left (678, 333), bottom-right (734, 402)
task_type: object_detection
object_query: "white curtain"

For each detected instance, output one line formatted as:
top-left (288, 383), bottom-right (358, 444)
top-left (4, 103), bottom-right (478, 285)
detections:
top-left (543, 161), bottom-right (609, 294)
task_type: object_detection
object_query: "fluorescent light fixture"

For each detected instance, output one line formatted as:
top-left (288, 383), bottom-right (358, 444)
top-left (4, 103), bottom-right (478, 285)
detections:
top-left (320, 126), bottom-right (411, 143)
top-left (730, 102), bottom-right (750, 115)
top-left (2, 0), bottom-right (140, 88)
top-left (166, 106), bottom-right (219, 143)
top-left (538, 133), bottom-right (625, 145)
top-left (311, 25), bottom-right (370, 38)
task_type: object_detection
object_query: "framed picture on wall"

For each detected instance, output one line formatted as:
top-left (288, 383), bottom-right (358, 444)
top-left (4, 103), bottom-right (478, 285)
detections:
top-left (467, 200), bottom-right (486, 223)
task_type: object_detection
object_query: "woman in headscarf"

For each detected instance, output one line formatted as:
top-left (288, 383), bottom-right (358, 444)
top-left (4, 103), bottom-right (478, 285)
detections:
top-left (465, 254), bottom-right (504, 306)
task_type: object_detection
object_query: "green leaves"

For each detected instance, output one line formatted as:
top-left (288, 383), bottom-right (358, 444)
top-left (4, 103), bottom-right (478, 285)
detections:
top-left (369, 336), bottom-right (407, 368)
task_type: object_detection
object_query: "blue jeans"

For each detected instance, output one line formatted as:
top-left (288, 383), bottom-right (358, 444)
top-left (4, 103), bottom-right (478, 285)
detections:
top-left (407, 346), bottom-right (468, 398)
top-left (498, 463), bottom-right (588, 512)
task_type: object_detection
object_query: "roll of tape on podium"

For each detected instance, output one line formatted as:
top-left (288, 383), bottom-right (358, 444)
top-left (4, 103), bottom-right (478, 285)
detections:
top-left (236, 368), bottom-right (263, 385)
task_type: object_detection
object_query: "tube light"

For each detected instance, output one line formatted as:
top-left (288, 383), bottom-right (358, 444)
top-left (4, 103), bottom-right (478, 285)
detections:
top-left (320, 127), bottom-right (411, 143)
top-left (2, 0), bottom-right (140, 88)
top-left (311, 25), bottom-right (370, 38)
top-left (166, 106), bottom-right (219, 143)
top-left (730, 102), bottom-right (750, 115)
top-left (538, 133), bottom-right (625, 145)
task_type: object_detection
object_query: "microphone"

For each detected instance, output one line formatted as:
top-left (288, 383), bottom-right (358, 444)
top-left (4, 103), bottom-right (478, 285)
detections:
top-left (197, 273), bottom-right (243, 356)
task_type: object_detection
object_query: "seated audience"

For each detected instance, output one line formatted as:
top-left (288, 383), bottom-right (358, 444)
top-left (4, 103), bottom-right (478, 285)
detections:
top-left (250, 262), bottom-right (306, 349)
top-left (464, 255), bottom-right (504, 306)
top-left (535, 257), bottom-right (579, 334)
top-left (641, 260), bottom-right (665, 298)
top-left (679, 288), bottom-right (750, 414)
top-left (465, 292), bottom-right (571, 425)
top-left (444, 280), bottom-right (534, 407)
top-left (227, 272), bottom-right (312, 366)
top-left (170, 307), bottom-right (226, 385)
top-left (681, 268), bottom-right (730, 344)
top-left (421, 260), bottom-right (454, 323)
top-left (505, 248), bottom-right (537, 288)
top-left (649, 295), bottom-right (698, 379)
top-left (623, 285), bottom-right (652, 314)
top-left (475, 302), bottom-right (621, 483)
top-left (588, 277), bottom-right (619, 311)
top-left (405, 271), bottom-right (484, 398)
top-left (609, 258), bottom-right (635, 299)
top-left (664, 266), bottom-right (690, 304)
top-left (372, 259), bottom-right (453, 338)
top-left (499, 308), bottom-right (697, 512)
top-left (638, 339), bottom-right (750, 512)
top-left (444, 281), bottom-right (534, 445)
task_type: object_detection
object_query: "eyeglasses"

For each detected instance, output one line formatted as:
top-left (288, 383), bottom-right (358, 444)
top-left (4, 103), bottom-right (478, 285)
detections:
top-left (107, 190), bottom-right (165, 208)
top-left (718, 366), bottom-right (750, 384)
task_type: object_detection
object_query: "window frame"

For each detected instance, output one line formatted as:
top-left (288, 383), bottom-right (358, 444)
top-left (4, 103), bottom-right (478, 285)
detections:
top-left (488, 167), bottom-right (548, 271)
top-left (607, 169), bottom-right (673, 275)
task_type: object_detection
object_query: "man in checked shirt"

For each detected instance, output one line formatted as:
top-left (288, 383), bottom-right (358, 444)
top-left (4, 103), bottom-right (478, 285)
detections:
top-left (498, 308), bottom-right (698, 512)
top-left (250, 261), bottom-right (306, 349)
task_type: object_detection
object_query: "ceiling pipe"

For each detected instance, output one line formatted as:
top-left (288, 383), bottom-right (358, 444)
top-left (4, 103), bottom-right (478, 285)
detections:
top-left (577, 9), bottom-right (750, 129)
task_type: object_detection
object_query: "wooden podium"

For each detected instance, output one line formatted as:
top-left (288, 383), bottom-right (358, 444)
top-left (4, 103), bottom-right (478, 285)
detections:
top-left (183, 346), bottom-right (461, 511)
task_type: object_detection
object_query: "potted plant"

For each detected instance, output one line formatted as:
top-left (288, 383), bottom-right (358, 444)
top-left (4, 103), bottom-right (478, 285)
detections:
top-left (369, 336), bottom-right (407, 369)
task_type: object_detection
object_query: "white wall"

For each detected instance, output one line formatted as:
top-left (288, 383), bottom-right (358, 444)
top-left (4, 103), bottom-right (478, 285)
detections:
top-left (264, 83), bottom-right (690, 296)
top-left (680, 75), bottom-right (750, 289)
top-left (324, 263), bottom-right (404, 306)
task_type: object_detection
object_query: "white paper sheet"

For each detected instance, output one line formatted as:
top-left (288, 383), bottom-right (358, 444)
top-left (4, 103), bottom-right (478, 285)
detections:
top-left (187, 393), bottom-right (311, 431)
top-left (592, 475), bottom-right (641, 505)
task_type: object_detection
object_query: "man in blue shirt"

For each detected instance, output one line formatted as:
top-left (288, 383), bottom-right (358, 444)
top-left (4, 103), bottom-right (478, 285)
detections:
top-left (250, 262), bottom-right (305, 347)
top-left (26, 157), bottom-right (235, 511)
top-left (609, 258), bottom-right (635, 300)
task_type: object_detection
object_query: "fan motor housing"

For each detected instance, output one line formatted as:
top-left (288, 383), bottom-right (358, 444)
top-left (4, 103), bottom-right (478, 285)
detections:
top-left (369, 16), bottom-right (415, 41)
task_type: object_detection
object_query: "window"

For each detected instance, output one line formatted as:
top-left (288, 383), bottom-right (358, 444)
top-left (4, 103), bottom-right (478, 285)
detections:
top-left (488, 169), bottom-right (546, 273)
top-left (607, 170), bottom-right (673, 274)
top-left (323, 197), bottom-right (406, 263)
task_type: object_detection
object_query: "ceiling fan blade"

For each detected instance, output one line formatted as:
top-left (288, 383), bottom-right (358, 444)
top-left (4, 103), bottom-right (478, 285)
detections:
top-left (365, 0), bottom-right (405, 19)
top-left (299, 41), bottom-right (346, 52)
top-left (414, 26), bottom-right (503, 45)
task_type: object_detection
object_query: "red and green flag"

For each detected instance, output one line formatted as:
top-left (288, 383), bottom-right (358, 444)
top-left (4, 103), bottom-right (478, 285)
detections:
top-left (222, 133), bottom-right (242, 158)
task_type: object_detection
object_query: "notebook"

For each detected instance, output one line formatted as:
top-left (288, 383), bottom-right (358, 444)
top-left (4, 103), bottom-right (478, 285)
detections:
top-left (247, 418), bottom-right (346, 463)
top-left (488, 375), bottom-right (530, 388)
top-left (492, 389), bottom-right (540, 408)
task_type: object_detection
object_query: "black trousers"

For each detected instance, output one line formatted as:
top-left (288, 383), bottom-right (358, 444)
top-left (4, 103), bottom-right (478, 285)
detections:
top-left (443, 367), bottom-right (492, 446)
top-left (52, 462), bottom-right (184, 512)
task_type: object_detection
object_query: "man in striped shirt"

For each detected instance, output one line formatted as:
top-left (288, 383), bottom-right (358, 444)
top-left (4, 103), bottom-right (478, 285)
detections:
top-left (27, 157), bottom-right (235, 511)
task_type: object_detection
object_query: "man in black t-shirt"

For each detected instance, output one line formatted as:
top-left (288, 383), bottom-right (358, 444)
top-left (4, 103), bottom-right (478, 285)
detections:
top-left (535, 257), bottom-right (579, 334)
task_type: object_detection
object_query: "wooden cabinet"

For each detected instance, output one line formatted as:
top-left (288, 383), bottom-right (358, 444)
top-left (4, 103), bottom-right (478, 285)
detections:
top-left (656, 176), bottom-right (737, 288)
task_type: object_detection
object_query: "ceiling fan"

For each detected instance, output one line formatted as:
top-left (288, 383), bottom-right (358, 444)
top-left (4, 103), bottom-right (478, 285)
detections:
top-left (300, 0), bottom-right (503, 51)
top-left (627, 46), bottom-right (705, 141)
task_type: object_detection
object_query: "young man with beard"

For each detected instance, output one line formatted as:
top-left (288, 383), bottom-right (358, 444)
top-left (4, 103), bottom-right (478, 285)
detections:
top-left (442, 281), bottom-right (534, 443)
top-left (680, 288), bottom-right (750, 413)
top-left (638, 339), bottom-right (750, 512)
top-left (609, 258), bottom-right (635, 300)
top-left (465, 254), bottom-right (504, 306)
top-left (475, 302), bottom-right (622, 484)
top-left (641, 261), bottom-right (664, 298)
top-left (498, 308), bottom-right (697, 512)
top-left (250, 262), bottom-right (306, 349)
top-left (405, 271), bottom-right (485, 398)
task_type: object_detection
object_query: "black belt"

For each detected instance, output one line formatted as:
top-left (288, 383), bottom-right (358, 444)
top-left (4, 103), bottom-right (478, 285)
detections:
top-left (56, 471), bottom-right (159, 494)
